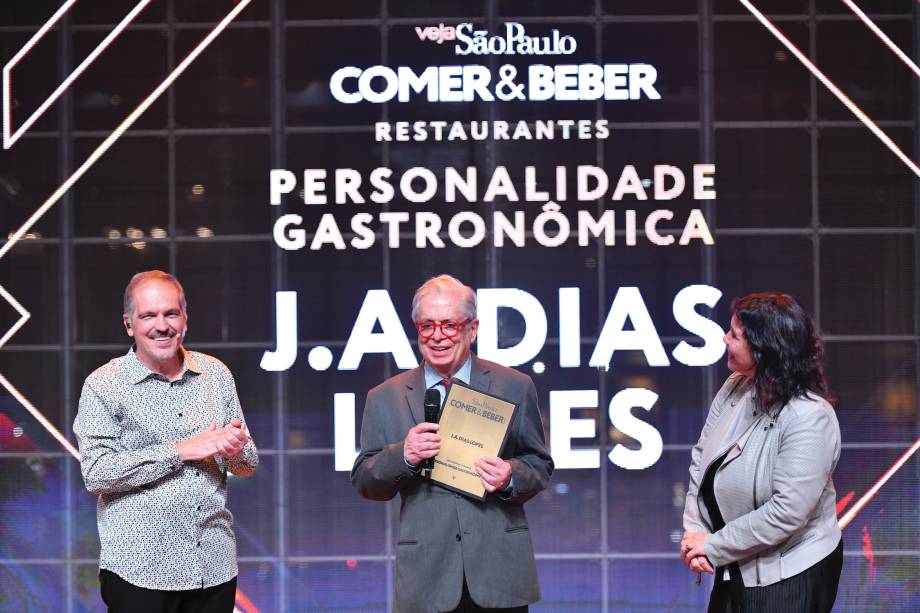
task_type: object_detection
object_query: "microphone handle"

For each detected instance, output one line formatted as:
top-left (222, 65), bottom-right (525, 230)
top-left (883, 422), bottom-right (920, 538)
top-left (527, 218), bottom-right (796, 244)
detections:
top-left (421, 389), bottom-right (441, 475)
top-left (423, 407), bottom-right (438, 473)
top-left (422, 415), bottom-right (435, 473)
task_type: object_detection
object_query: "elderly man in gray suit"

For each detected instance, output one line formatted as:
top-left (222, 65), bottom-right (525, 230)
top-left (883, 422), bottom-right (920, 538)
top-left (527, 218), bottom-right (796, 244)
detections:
top-left (352, 274), bottom-right (553, 613)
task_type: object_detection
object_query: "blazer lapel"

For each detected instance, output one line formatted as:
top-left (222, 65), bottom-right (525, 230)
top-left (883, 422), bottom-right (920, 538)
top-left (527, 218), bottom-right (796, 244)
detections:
top-left (699, 406), bottom-right (737, 475)
top-left (722, 399), bottom-right (784, 467)
top-left (409, 356), bottom-right (490, 422)
top-left (404, 365), bottom-right (427, 425)
top-left (699, 379), bottom-right (757, 475)
top-left (721, 419), bottom-right (759, 466)
top-left (469, 355), bottom-right (493, 393)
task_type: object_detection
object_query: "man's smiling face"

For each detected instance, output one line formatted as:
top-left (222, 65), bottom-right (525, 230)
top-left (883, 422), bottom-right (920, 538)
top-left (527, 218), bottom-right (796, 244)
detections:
top-left (124, 279), bottom-right (188, 371)
top-left (415, 290), bottom-right (478, 378)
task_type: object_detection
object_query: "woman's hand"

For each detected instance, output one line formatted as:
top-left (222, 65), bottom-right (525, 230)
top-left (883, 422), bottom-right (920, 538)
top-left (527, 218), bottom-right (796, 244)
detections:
top-left (689, 555), bottom-right (714, 574)
top-left (680, 531), bottom-right (713, 573)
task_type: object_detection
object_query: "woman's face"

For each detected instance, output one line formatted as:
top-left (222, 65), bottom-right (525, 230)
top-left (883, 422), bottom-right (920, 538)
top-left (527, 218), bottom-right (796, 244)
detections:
top-left (724, 314), bottom-right (756, 378)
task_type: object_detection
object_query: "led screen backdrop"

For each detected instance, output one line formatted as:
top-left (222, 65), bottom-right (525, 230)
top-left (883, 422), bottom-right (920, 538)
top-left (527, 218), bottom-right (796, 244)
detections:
top-left (0, 1), bottom-right (918, 611)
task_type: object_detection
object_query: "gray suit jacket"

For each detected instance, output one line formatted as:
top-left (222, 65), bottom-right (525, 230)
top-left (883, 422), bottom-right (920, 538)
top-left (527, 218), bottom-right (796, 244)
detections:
top-left (352, 356), bottom-right (553, 613)
top-left (683, 373), bottom-right (842, 587)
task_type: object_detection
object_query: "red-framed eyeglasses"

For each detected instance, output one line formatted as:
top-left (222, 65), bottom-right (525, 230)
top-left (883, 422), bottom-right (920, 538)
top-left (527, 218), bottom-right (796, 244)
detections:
top-left (415, 319), bottom-right (470, 340)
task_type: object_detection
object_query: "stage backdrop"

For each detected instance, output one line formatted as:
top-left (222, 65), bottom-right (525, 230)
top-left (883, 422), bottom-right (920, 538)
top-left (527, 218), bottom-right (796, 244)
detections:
top-left (0, 1), bottom-right (918, 611)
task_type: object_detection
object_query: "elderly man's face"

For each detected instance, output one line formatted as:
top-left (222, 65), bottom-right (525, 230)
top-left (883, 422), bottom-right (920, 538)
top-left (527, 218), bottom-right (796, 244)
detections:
top-left (415, 290), bottom-right (478, 378)
top-left (124, 280), bottom-right (188, 371)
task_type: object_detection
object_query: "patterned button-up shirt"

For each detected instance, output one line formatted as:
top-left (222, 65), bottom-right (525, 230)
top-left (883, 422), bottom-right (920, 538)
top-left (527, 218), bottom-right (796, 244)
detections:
top-left (74, 347), bottom-right (258, 591)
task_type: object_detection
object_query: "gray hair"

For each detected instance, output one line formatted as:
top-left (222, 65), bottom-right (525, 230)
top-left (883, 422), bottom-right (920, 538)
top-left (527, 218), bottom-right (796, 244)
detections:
top-left (123, 270), bottom-right (187, 316)
top-left (411, 274), bottom-right (477, 322)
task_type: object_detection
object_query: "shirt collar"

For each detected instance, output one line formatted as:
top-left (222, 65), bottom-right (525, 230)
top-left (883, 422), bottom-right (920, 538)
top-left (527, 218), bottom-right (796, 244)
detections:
top-left (424, 355), bottom-right (472, 389)
top-left (123, 345), bottom-right (201, 384)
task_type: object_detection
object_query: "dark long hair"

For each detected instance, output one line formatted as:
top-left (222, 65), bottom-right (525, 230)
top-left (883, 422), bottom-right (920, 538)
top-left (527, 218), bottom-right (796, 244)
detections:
top-left (732, 293), bottom-right (834, 410)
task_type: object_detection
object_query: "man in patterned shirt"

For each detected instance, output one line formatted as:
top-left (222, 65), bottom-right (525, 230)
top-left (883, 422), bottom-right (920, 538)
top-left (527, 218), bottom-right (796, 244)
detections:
top-left (75, 270), bottom-right (258, 613)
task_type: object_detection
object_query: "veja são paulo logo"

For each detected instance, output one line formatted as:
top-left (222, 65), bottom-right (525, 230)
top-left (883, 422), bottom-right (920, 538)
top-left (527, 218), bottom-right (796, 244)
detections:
top-left (331, 21), bottom-right (659, 104)
top-left (415, 22), bottom-right (577, 56)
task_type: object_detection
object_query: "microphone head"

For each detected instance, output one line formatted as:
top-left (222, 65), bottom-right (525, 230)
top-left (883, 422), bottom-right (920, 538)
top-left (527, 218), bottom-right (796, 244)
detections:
top-left (424, 388), bottom-right (441, 423)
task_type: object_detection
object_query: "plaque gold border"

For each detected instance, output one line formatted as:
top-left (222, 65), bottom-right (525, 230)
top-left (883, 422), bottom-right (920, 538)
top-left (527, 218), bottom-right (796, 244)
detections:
top-left (429, 380), bottom-right (519, 500)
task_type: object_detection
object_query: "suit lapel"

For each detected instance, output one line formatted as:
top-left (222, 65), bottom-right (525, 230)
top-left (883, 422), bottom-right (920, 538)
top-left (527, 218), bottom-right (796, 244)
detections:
top-left (409, 356), bottom-right (490, 423)
top-left (721, 420), bottom-right (758, 466)
top-left (404, 365), bottom-right (427, 425)
top-left (470, 355), bottom-right (493, 393)
top-left (699, 378), bottom-right (757, 474)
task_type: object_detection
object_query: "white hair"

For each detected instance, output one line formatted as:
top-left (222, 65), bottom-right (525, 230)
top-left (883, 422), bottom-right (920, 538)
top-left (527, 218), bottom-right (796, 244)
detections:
top-left (411, 274), bottom-right (476, 321)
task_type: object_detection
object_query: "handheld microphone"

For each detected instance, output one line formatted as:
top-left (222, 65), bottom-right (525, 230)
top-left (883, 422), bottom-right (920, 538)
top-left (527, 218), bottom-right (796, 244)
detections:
top-left (422, 388), bottom-right (441, 474)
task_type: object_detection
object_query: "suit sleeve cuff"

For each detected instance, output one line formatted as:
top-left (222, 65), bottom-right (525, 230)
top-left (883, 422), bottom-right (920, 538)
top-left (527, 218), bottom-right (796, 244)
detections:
top-left (704, 534), bottom-right (727, 567)
top-left (404, 457), bottom-right (421, 473)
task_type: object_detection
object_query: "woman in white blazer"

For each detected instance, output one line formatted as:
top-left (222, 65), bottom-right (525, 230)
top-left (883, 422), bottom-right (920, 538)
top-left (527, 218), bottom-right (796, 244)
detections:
top-left (680, 293), bottom-right (842, 612)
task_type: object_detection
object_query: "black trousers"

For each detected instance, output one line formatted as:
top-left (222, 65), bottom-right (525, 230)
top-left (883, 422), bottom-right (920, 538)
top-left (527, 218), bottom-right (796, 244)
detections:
top-left (99, 569), bottom-right (237, 613)
top-left (708, 539), bottom-right (843, 613)
top-left (450, 576), bottom-right (529, 613)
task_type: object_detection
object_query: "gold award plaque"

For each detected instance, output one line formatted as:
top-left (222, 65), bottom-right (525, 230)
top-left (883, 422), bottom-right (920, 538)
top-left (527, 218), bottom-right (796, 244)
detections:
top-left (430, 381), bottom-right (517, 500)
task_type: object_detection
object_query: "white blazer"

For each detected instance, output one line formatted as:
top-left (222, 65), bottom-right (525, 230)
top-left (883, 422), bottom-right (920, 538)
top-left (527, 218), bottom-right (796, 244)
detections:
top-left (684, 373), bottom-right (842, 586)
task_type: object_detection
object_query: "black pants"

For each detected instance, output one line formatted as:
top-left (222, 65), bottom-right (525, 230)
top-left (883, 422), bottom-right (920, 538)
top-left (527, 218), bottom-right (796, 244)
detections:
top-left (708, 539), bottom-right (843, 613)
top-left (450, 576), bottom-right (529, 613)
top-left (99, 569), bottom-right (237, 613)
